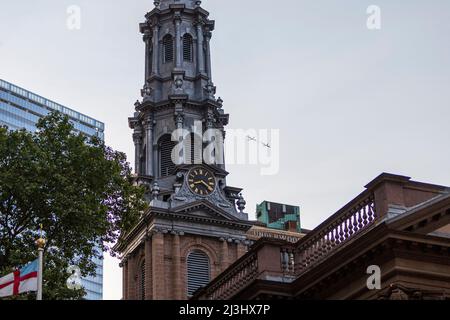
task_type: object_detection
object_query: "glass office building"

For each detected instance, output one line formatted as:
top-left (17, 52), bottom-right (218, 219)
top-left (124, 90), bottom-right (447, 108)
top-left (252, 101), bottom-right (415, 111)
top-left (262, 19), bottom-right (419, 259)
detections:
top-left (0, 78), bottom-right (104, 300)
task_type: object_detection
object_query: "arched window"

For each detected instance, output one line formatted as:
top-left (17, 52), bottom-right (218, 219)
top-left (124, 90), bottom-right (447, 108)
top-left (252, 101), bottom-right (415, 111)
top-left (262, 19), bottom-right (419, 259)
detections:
top-left (140, 260), bottom-right (145, 300)
top-left (158, 134), bottom-right (176, 177)
top-left (187, 250), bottom-right (210, 296)
top-left (163, 34), bottom-right (174, 63)
top-left (183, 34), bottom-right (193, 62)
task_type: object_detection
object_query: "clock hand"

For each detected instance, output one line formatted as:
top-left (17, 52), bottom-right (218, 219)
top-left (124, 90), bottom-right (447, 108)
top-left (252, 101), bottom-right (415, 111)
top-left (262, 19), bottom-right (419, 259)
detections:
top-left (200, 180), bottom-right (213, 190)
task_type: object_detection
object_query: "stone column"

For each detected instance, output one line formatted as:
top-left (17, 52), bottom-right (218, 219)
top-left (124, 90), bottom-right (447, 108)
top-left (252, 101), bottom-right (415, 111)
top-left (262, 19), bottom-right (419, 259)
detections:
top-left (144, 234), bottom-right (153, 300)
top-left (196, 21), bottom-right (205, 74)
top-left (174, 13), bottom-right (182, 69)
top-left (133, 131), bottom-right (142, 175)
top-left (152, 24), bottom-right (160, 76)
top-left (220, 238), bottom-right (229, 272)
top-left (204, 30), bottom-right (212, 81)
top-left (152, 230), bottom-right (166, 299)
top-left (172, 231), bottom-right (183, 299)
top-left (144, 116), bottom-right (154, 176)
top-left (144, 32), bottom-right (152, 81)
top-left (122, 259), bottom-right (128, 300)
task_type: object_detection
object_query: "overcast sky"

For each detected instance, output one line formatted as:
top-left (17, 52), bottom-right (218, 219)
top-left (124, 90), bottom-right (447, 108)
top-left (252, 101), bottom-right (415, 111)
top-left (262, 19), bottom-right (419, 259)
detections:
top-left (1, 0), bottom-right (450, 300)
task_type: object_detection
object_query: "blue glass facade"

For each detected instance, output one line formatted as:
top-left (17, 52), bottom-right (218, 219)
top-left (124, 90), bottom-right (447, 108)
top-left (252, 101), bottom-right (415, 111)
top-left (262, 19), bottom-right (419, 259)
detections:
top-left (0, 79), bottom-right (104, 140)
top-left (0, 79), bottom-right (104, 300)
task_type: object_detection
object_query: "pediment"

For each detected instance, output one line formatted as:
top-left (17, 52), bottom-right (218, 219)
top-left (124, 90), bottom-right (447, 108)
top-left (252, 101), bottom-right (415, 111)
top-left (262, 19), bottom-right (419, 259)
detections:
top-left (172, 200), bottom-right (242, 222)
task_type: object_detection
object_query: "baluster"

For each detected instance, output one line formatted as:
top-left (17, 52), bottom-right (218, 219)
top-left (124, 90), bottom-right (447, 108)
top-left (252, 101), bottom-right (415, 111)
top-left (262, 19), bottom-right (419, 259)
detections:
top-left (368, 201), bottom-right (375, 223)
top-left (322, 233), bottom-right (328, 254)
top-left (320, 235), bottom-right (326, 257)
top-left (325, 231), bottom-right (331, 252)
top-left (343, 218), bottom-right (349, 240)
top-left (348, 213), bottom-right (355, 237)
top-left (310, 241), bottom-right (317, 263)
top-left (317, 238), bottom-right (323, 259)
top-left (298, 249), bottom-right (304, 272)
top-left (303, 247), bottom-right (308, 269)
top-left (332, 227), bottom-right (338, 246)
top-left (305, 245), bottom-right (311, 267)
top-left (316, 235), bottom-right (323, 258)
top-left (371, 201), bottom-right (377, 220)
top-left (352, 210), bottom-right (358, 234)
top-left (357, 209), bottom-right (363, 230)
top-left (333, 226), bottom-right (339, 245)
top-left (313, 241), bottom-right (319, 263)
top-left (284, 250), bottom-right (289, 273)
top-left (328, 230), bottom-right (333, 249)
top-left (300, 248), bottom-right (305, 271)
top-left (363, 204), bottom-right (368, 227)
top-left (291, 252), bottom-right (295, 274)
top-left (338, 221), bottom-right (344, 244)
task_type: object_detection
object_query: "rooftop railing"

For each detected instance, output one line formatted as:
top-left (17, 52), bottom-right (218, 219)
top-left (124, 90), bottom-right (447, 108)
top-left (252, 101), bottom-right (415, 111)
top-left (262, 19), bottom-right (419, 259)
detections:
top-left (294, 189), bottom-right (375, 275)
top-left (195, 191), bottom-right (376, 300)
top-left (194, 174), bottom-right (447, 300)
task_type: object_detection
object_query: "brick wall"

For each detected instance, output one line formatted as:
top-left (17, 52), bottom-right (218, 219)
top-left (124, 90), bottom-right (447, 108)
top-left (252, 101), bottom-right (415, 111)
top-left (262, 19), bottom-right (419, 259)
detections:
top-left (122, 231), bottom-right (246, 300)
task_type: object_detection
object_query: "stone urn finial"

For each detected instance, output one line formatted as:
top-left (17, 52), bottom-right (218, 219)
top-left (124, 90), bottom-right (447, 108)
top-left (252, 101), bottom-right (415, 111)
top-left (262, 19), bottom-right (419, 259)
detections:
top-left (151, 182), bottom-right (161, 200)
top-left (217, 97), bottom-right (223, 108)
top-left (237, 193), bottom-right (246, 213)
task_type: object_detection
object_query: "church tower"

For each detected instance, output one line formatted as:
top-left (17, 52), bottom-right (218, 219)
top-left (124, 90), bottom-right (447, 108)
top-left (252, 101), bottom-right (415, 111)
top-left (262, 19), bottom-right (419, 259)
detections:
top-left (115, 0), bottom-right (253, 300)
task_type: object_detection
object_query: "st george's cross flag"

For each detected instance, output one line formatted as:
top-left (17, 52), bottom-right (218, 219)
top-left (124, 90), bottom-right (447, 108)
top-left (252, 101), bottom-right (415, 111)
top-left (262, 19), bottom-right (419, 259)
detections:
top-left (0, 260), bottom-right (38, 298)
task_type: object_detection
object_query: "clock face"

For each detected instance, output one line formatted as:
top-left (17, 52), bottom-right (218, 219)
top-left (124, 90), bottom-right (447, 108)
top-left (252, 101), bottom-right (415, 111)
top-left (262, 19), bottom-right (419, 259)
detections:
top-left (188, 167), bottom-right (216, 196)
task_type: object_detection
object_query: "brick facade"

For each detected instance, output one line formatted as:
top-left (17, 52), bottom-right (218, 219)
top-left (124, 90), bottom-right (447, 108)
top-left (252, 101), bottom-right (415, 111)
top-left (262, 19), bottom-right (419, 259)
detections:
top-left (121, 230), bottom-right (247, 300)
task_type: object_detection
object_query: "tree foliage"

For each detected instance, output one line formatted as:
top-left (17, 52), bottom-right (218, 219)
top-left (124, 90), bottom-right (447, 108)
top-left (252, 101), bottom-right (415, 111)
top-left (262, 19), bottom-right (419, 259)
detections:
top-left (0, 112), bottom-right (147, 300)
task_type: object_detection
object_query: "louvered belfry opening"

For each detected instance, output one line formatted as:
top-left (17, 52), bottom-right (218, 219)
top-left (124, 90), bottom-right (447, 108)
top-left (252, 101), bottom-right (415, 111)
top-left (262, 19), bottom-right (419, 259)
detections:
top-left (163, 34), bottom-right (174, 63)
top-left (187, 250), bottom-right (210, 296)
top-left (140, 260), bottom-right (145, 300)
top-left (187, 132), bottom-right (202, 165)
top-left (183, 34), bottom-right (193, 62)
top-left (159, 134), bottom-right (176, 177)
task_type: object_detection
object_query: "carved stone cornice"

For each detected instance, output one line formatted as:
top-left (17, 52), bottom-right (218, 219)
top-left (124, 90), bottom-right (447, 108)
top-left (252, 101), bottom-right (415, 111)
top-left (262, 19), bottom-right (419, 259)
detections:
top-left (153, 209), bottom-right (253, 231)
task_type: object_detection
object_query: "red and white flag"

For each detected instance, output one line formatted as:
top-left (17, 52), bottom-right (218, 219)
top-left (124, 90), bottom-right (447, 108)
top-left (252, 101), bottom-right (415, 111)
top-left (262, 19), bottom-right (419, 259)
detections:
top-left (0, 260), bottom-right (38, 298)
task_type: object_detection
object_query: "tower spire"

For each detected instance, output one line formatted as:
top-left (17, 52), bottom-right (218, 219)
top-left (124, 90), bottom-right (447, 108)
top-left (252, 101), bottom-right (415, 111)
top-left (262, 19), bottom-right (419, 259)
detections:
top-left (130, 0), bottom-right (242, 219)
top-left (140, 0), bottom-right (215, 102)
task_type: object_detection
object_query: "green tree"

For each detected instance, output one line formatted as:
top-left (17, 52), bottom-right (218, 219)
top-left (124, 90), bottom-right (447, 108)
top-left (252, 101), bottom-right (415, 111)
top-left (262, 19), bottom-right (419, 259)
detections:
top-left (0, 112), bottom-right (147, 300)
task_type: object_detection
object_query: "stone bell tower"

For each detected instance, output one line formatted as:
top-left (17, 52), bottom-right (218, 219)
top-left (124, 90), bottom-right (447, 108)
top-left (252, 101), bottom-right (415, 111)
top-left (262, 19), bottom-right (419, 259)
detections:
top-left (115, 0), bottom-right (254, 300)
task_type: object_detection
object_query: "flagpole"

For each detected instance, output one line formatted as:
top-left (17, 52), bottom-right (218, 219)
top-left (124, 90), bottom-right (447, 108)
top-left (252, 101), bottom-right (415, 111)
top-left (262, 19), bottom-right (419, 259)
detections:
top-left (36, 228), bottom-right (46, 301)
